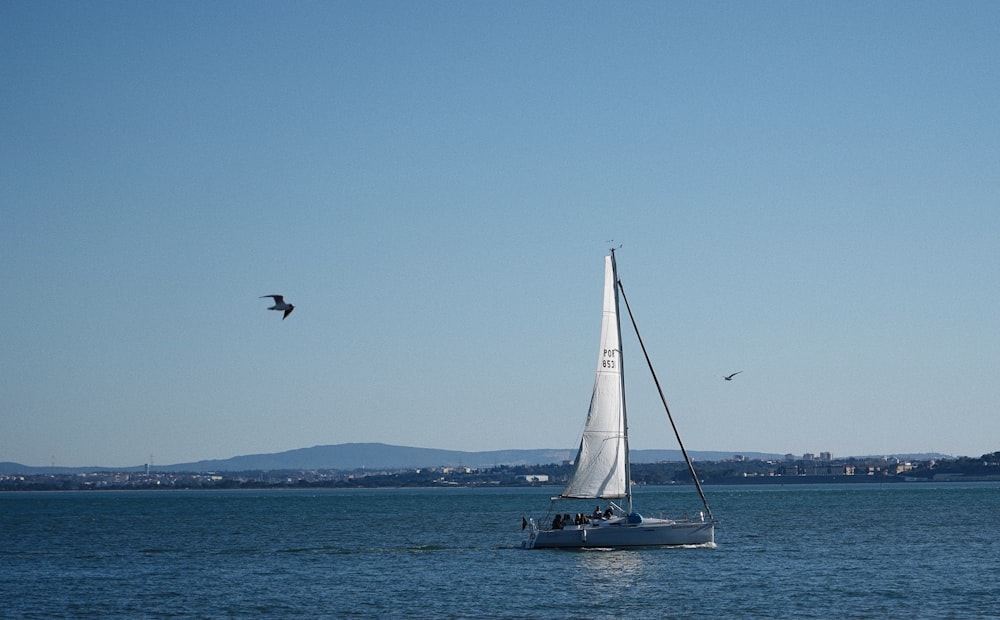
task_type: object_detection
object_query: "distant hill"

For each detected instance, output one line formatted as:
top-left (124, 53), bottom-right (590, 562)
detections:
top-left (167, 444), bottom-right (576, 472)
top-left (0, 444), bottom-right (952, 474)
top-left (159, 444), bottom-right (779, 472)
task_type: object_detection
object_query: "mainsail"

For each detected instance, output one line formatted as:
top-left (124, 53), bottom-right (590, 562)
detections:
top-left (560, 256), bottom-right (628, 500)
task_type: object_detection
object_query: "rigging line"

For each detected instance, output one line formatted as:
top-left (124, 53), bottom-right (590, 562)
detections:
top-left (616, 278), bottom-right (715, 521)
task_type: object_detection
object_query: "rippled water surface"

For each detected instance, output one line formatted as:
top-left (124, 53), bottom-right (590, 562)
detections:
top-left (3, 483), bottom-right (998, 618)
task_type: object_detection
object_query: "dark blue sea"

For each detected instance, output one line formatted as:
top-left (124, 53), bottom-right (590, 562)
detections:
top-left (2, 483), bottom-right (998, 618)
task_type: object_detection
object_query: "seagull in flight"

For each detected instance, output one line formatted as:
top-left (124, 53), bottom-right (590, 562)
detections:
top-left (260, 294), bottom-right (294, 320)
top-left (724, 371), bottom-right (743, 381)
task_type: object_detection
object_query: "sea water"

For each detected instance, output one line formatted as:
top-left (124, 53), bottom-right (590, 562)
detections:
top-left (2, 483), bottom-right (998, 618)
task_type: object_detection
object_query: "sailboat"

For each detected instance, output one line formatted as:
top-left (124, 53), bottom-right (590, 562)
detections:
top-left (523, 249), bottom-right (716, 549)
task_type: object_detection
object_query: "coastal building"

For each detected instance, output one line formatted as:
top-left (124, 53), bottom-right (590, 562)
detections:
top-left (517, 474), bottom-right (549, 483)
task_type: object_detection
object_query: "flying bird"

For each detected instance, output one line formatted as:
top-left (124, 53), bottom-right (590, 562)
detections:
top-left (724, 371), bottom-right (743, 381)
top-left (260, 294), bottom-right (294, 319)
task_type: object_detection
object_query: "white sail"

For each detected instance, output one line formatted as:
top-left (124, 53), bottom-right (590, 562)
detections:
top-left (560, 256), bottom-right (628, 500)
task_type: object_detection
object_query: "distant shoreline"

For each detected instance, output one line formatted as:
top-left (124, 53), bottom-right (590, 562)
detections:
top-left (4, 448), bottom-right (997, 490)
top-left (4, 471), bottom-right (999, 492)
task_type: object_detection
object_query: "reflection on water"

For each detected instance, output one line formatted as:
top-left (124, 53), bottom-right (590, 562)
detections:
top-left (569, 549), bottom-right (655, 606)
top-left (573, 547), bottom-right (646, 577)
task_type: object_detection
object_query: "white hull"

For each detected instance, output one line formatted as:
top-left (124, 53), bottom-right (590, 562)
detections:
top-left (525, 517), bottom-right (715, 549)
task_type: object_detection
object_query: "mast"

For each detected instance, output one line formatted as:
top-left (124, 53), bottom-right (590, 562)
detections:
top-left (609, 248), bottom-right (632, 515)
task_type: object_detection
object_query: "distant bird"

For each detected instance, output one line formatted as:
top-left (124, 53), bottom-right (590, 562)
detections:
top-left (724, 371), bottom-right (743, 381)
top-left (260, 294), bottom-right (294, 320)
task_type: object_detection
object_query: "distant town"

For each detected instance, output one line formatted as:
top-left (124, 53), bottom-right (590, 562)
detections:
top-left (3, 451), bottom-right (998, 491)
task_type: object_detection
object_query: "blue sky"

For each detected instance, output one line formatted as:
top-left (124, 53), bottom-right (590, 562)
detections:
top-left (3, 1), bottom-right (998, 467)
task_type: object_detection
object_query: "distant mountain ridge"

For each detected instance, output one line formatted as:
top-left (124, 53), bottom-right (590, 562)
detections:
top-left (162, 443), bottom-right (780, 472)
top-left (170, 443), bottom-right (578, 472)
top-left (0, 443), bottom-right (951, 474)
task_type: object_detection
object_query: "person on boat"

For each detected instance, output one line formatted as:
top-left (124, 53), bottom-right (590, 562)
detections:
top-left (551, 514), bottom-right (564, 530)
top-left (603, 507), bottom-right (614, 519)
top-left (592, 506), bottom-right (604, 520)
